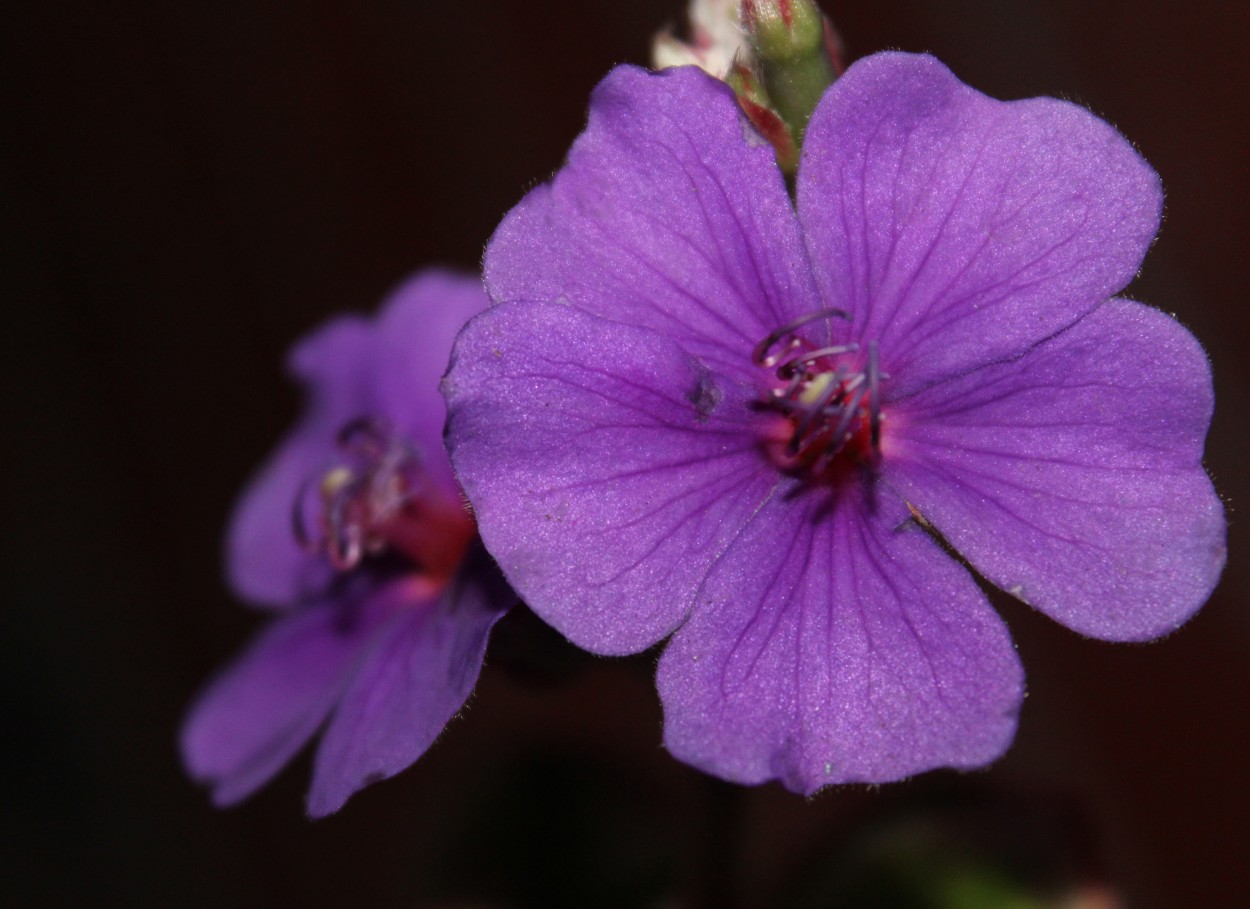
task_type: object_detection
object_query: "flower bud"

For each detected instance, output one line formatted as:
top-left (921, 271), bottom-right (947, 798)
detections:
top-left (741, 0), bottom-right (840, 153)
top-left (653, 0), bottom-right (842, 177)
top-left (741, 0), bottom-right (824, 61)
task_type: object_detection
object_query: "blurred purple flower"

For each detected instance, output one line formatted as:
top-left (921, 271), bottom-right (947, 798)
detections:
top-left (443, 55), bottom-right (1225, 793)
top-left (182, 271), bottom-right (511, 816)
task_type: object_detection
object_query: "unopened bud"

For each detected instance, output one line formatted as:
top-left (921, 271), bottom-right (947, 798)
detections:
top-left (654, 0), bottom-right (841, 178)
top-left (741, 0), bottom-right (824, 61)
top-left (741, 0), bottom-right (839, 154)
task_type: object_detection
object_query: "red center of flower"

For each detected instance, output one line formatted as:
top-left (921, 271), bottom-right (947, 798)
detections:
top-left (293, 418), bottom-right (475, 582)
top-left (753, 309), bottom-right (883, 483)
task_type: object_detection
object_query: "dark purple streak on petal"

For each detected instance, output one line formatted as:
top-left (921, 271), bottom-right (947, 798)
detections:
top-left (799, 53), bottom-right (1161, 394)
top-left (180, 585), bottom-right (396, 807)
top-left (658, 485), bottom-right (1023, 793)
top-left (485, 65), bottom-right (822, 379)
top-left (887, 299), bottom-right (1225, 640)
top-left (443, 301), bottom-right (780, 654)
top-left (307, 551), bottom-right (512, 817)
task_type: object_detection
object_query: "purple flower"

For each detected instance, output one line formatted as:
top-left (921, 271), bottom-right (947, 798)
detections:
top-left (182, 271), bottom-right (511, 816)
top-left (442, 54), bottom-right (1225, 792)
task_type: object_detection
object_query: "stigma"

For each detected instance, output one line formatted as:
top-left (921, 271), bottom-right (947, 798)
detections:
top-left (753, 309), bottom-right (883, 480)
top-left (293, 418), bottom-right (474, 580)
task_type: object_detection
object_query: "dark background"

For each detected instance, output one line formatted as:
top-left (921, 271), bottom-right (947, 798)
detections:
top-left (5, 2), bottom-right (1248, 906)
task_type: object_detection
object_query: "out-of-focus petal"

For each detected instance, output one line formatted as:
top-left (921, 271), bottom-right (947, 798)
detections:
top-left (485, 64), bottom-right (821, 378)
top-left (180, 586), bottom-right (394, 807)
top-left (226, 272), bottom-right (487, 606)
top-left (443, 301), bottom-right (780, 654)
top-left (226, 317), bottom-right (374, 607)
top-left (306, 550), bottom-right (512, 817)
top-left (657, 486), bottom-right (1023, 792)
top-left (372, 270), bottom-right (490, 495)
top-left (888, 299), bottom-right (1225, 640)
top-left (798, 53), bottom-right (1161, 394)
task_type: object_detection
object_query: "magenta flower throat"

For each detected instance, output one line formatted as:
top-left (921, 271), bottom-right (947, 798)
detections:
top-left (443, 54), bottom-right (1225, 793)
top-left (183, 272), bottom-right (511, 816)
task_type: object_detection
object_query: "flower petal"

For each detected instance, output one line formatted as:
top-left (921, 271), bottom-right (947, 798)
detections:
top-left (657, 485), bottom-right (1023, 793)
top-left (372, 270), bottom-right (490, 495)
top-left (484, 64), bottom-right (821, 378)
top-left (888, 299), bottom-right (1225, 640)
top-left (799, 53), bottom-right (1162, 393)
top-left (226, 316), bottom-right (374, 607)
top-left (180, 586), bottom-right (393, 807)
top-left (306, 551), bottom-right (512, 817)
top-left (226, 271), bottom-right (487, 607)
top-left (443, 301), bottom-right (780, 654)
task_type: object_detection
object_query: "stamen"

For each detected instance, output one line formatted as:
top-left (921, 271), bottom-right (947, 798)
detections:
top-left (337, 417), bottom-right (391, 459)
top-left (752, 311), bottom-right (885, 480)
top-left (788, 372), bottom-right (844, 455)
top-left (293, 418), bottom-right (426, 572)
top-left (791, 343), bottom-right (858, 366)
top-left (752, 307), bottom-right (849, 366)
top-left (809, 386), bottom-right (867, 477)
top-left (826, 385), bottom-right (866, 450)
top-left (772, 368), bottom-right (807, 400)
top-left (324, 485), bottom-right (363, 570)
top-left (839, 372), bottom-right (865, 397)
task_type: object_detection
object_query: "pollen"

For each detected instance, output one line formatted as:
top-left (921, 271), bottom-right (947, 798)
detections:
top-left (319, 466), bottom-right (356, 499)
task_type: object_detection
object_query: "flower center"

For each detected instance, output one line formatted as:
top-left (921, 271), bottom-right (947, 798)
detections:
top-left (293, 417), bottom-right (475, 581)
top-left (753, 309), bottom-right (883, 481)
